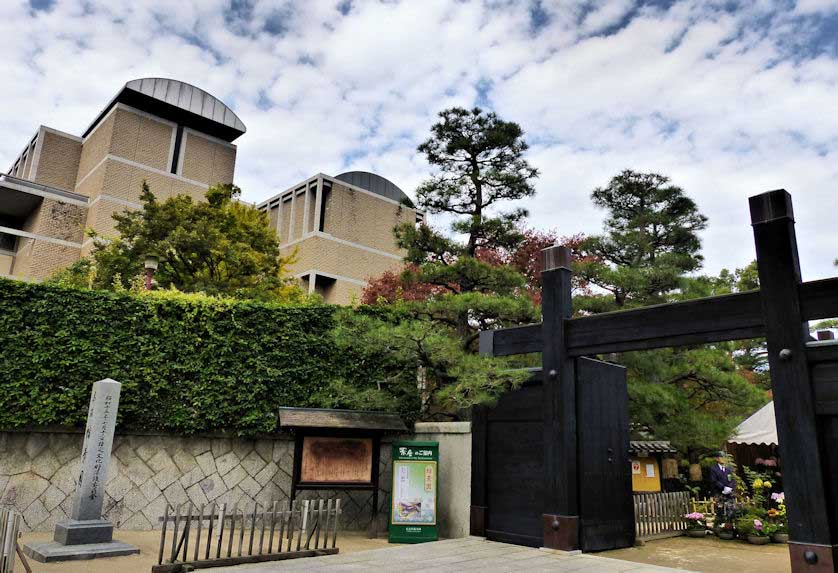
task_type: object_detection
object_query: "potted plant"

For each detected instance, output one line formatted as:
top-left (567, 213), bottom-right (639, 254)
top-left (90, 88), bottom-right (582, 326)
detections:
top-left (716, 522), bottom-right (736, 540)
top-left (685, 512), bottom-right (706, 537)
top-left (771, 523), bottom-right (788, 543)
top-left (769, 492), bottom-right (789, 543)
top-left (737, 516), bottom-right (770, 545)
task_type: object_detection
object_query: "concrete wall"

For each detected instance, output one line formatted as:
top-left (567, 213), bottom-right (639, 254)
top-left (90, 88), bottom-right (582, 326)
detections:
top-left (0, 430), bottom-right (392, 534)
top-left (33, 130), bottom-right (82, 192)
top-left (10, 198), bottom-right (85, 280)
top-left (322, 182), bottom-right (415, 255)
top-left (413, 422), bottom-right (472, 539)
top-left (180, 130), bottom-right (236, 186)
top-left (0, 253), bottom-right (13, 275)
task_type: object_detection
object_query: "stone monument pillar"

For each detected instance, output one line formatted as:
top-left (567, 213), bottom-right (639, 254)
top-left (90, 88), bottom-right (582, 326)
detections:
top-left (24, 378), bottom-right (140, 562)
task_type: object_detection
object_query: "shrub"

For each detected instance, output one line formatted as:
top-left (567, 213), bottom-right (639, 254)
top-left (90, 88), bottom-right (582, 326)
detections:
top-left (0, 278), bottom-right (335, 435)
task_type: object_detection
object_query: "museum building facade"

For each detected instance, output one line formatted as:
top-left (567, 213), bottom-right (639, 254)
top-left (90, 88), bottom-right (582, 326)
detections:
top-left (2, 77), bottom-right (418, 304)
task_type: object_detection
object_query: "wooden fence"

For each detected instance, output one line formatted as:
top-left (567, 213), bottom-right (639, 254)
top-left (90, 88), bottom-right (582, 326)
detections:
top-left (691, 498), bottom-right (715, 516)
top-left (153, 499), bottom-right (341, 573)
top-left (633, 492), bottom-right (690, 540)
top-left (0, 508), bottom-right (24, 573)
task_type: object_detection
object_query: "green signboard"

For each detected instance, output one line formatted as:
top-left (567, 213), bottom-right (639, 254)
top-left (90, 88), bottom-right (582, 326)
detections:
top-left (388, 441), bottom-right (439, 543)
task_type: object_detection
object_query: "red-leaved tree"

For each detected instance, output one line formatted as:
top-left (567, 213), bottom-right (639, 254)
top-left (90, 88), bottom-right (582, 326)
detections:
top-left (363, 229), bottom-right (592, 305)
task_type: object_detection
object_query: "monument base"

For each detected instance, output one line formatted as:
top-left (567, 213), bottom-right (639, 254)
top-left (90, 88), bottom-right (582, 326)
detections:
top-left (54, 518), bottom-right (113, 544)
top-left (23, 518), bottom-right (140, 563)
top-left (23, 540), bottom-right (140, 562)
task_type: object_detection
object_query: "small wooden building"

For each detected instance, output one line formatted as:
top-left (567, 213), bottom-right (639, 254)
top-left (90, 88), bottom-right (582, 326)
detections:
top-left (629, 440), bottom-right (677, 493)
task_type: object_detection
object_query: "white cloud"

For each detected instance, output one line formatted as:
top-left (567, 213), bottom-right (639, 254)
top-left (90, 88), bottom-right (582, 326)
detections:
top-left (2, 0), bottom-right (838, 280)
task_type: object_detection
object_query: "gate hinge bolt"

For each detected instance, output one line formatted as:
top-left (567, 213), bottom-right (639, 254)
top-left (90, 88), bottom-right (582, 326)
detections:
top-left (551, 519), bottom-right (560, 531)
top-left (778, 349), bottom-right (792, 361)
top-left (804, 550), bottom-right (818, 565)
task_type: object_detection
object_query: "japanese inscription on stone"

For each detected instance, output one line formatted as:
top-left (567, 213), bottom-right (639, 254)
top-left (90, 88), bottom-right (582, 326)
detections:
top-left (71, 378), bottom-right (121, 521)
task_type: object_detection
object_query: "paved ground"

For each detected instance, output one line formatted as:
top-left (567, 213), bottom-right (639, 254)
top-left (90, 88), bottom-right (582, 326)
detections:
top-left (13, 531), bottom-right (791, 572)
top-left (213, 537), bottom-right (693, 572)
top-left (15, 530), bottom-right (393, 573)
top-left (602, 536), bottom-right (791, 573)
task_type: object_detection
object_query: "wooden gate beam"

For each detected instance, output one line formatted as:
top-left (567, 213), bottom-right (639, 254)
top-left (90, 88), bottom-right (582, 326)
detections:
top-left (481, 277), bottom-right (838, 358)
top-left (751, 189), bottom-right (837, 572)
top-left (540, 246), bottom-right (579, 550)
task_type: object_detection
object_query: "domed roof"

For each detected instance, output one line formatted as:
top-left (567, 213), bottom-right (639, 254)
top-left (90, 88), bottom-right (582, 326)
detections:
top-left (83, 78), bottom-right (246, 142)
top-left (335, 171), bottom-right (413, 206)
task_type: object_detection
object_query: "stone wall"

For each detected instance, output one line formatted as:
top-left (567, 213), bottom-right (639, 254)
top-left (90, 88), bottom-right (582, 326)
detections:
top-left (0, 431), bottom-right (391, 534)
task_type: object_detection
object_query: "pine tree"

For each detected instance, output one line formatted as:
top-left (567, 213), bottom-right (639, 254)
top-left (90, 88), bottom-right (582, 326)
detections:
top-left (576, 170), bottom-right (764, 455)
top-left (576, 169), bottom-right (708, 310)
top-left (395, 106), bottom-right (539, 294)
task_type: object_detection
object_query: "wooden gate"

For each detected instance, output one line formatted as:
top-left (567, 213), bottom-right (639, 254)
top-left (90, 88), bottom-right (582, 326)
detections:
top-left (473, 190), bottom-right (838, 570)
top-left (473, 378), bottom-right (544, 547)
top-left (577, 357), bottom-right (634, 551)
top-left (472, 358), bottom-right (633, 550)
top-left (634, 492), bottom-right (690, 540)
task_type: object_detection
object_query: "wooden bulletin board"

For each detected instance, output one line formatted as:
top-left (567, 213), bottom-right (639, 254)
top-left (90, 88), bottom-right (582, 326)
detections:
top-left (300, 436), bottom-right (373, 484)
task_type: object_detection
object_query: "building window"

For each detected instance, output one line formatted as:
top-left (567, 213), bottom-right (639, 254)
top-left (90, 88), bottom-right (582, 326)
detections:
top-left (170, 125), bottom-right (185, 174)
top-left (0, 232), bottom-right (16, 253)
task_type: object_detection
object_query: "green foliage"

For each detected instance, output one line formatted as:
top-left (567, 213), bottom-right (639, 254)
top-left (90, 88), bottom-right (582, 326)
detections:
top-left (626, 346), bottom-right (765, 453)
top-left (0, 278), bottom-right (335, 435)
top-left (575, 170), bottom-right (766, 454)
top-left (412, 106), bottom-right (538, 257)
top-left (735, 514), bottom-right (767, 536)
top-left (323, 305), bottom-right (532, 417)
top-left (53, 182), bottom-right (302, 302)
top-left (395, 106), bottom-right (539, 296)
top-left (577, 169), bottom-right (708, 309)
top-left (814, 318), bottom-right (838, 329)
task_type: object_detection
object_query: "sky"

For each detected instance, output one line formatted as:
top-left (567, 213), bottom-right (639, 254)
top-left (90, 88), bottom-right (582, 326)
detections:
top-left (3, 0), bottom-right (838, 280)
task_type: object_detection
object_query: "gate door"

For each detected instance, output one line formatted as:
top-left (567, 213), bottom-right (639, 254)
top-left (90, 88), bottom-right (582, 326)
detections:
top-left (483, 380), bottom-right (544, 547)
top-left (576, 357), bottom-right (635, 551)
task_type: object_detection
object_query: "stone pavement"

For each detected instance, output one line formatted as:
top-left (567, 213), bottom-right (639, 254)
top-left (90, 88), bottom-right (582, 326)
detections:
top-left (214, 537), bottom-right (694, 572)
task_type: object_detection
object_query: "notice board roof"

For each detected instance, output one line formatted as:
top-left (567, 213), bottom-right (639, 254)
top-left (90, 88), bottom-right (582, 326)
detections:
top-left (278, 407), bottom-right (407, 432)
top-left (629, 440), bottom-right (677, 454)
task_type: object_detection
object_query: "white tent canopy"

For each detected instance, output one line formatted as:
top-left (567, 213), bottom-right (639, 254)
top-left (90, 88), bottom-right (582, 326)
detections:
top-left (729, 401), bottom-right (778, 446)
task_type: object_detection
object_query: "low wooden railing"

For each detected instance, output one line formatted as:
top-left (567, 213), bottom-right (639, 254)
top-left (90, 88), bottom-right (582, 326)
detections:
top-left (153, 498), bottom-right (341, 573)
top-left (633, 491), bottom-right (690, 540)
top-left (0, 508), bottom-right (25, 573)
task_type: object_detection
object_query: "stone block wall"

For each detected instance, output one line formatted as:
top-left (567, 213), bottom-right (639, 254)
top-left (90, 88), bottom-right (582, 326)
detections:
top-left (0, 431), bottom-right (392, 534)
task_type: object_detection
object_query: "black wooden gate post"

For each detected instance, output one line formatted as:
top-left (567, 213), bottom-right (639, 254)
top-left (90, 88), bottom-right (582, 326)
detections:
top-left (540, 245), bottom-right (579, 550)
top-left (750, 190), bottom-right (837, 571)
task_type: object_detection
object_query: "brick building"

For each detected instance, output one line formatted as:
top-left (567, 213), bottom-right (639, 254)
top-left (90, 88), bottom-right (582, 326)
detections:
top-left (2, 78), bottom-right (419, 304)
top-left (1, 77), bottom-right (243, 280)
top-left (258, 171), bottom-right (422, 304)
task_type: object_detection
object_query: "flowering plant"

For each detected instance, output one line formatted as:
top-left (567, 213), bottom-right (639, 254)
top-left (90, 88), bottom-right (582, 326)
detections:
top-left (752, 519), bottom-right (767, 536)
top-left (685, 512), bottom-right (706, 529)
top-left (771, 492), bottom-right (785, 504)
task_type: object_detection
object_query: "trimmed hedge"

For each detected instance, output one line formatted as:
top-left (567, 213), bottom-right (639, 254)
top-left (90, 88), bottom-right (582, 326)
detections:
top-left (0, 278), bottom-right (336, 435)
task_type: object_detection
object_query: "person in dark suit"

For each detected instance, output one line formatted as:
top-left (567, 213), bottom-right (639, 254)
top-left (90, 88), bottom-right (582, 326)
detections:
top-left (710, 452), bottom-right (735, 497)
